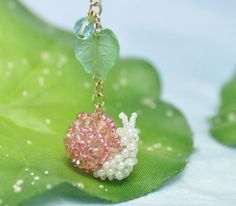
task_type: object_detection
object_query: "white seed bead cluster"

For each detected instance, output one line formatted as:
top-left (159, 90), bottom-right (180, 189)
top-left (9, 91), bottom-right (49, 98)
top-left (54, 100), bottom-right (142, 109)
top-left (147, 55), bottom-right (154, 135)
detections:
top-left (93, 112), bottom-right (139, 181)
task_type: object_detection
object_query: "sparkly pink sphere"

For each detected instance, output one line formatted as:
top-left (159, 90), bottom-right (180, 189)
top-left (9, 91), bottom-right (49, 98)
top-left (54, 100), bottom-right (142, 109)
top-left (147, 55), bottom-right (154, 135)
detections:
top-left (65, 112), bottom-right (122, 172)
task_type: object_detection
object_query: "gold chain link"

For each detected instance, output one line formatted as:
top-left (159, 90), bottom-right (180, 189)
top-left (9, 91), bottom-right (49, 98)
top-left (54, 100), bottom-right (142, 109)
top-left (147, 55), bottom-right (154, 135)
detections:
top-left (85, 1), bottom-right (105, 113)
top-left (90, 1), bottom-right (104, 113)
top-left (92, 76), bottom-right (105, 113)
top-left (88, 0), bottom-right (102, 32)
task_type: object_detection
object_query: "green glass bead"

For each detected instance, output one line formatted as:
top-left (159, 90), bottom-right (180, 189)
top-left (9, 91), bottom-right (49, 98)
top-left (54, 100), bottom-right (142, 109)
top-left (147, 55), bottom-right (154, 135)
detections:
top-left (74, 17), bottom-right (95, 39)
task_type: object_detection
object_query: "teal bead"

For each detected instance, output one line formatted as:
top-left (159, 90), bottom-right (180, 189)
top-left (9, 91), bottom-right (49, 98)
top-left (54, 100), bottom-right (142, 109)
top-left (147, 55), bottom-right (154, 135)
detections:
top-left (74, 17), bottom-right (95, 39)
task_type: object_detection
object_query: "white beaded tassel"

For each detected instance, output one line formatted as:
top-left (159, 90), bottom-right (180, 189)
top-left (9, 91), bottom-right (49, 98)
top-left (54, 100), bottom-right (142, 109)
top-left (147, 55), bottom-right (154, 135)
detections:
top-left (93, 112), bottom-right (139, 181)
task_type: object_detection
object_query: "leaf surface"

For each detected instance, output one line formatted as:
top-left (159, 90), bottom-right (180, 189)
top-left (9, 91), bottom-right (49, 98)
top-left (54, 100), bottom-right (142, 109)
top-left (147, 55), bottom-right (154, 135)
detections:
top-left (210, 75), bottom-right (236, 146)
top-left (0, 1), bottom-right (193, 205)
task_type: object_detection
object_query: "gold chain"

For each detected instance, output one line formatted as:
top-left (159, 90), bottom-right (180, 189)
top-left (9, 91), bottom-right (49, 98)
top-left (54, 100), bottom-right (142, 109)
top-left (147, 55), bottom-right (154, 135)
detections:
top-left (88, 0), bottom-right (102, 32)
top-left (78, 0), bottom-right (102, 38)
top-left (84, 1), bottom-right (105, 113)
top-left (92, 76), bottom-right (105, 113)
top-left (90, 1), bottom-right (104, 113)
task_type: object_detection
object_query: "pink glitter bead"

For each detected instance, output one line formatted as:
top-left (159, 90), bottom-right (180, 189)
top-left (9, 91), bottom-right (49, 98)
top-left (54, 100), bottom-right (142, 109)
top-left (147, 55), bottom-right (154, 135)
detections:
top-left (65, 112), bottom-right (122, 172)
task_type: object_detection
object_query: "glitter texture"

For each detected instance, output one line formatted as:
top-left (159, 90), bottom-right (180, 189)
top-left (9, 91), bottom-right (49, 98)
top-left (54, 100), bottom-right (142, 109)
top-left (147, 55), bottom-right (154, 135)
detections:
top-left (65, 112), bottom-right (122, 172)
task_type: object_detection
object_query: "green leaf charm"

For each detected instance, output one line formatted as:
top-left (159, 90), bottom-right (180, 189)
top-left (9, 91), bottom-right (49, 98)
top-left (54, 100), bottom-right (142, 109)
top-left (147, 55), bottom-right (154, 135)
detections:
top-left (210, 74), bottom-right (236, 146)
top-left (75, 29), bottom-right (120, 80)
top-left (0, 0), bottom-right (193, 205)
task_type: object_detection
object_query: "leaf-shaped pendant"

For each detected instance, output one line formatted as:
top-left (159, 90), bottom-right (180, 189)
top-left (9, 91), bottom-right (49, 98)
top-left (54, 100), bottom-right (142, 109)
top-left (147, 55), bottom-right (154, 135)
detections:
top-left (65, 112), bottom-right (139, 181)
top-left (74, 29), bottom-right (120, 80)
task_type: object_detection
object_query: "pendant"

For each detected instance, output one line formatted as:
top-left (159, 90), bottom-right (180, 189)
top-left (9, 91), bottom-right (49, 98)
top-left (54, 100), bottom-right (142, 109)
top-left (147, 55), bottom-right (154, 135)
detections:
top-left (65, 0), bottom-right (139, 181)
top-left (65, 112), bottom-right (139, 180)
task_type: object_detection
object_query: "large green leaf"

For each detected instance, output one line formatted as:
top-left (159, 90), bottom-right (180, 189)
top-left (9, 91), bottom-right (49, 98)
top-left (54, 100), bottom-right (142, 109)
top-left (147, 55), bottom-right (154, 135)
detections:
top-left (210, 74), bottom-right (236, 146)
top-left (0, 0), bottom-right (193, 205)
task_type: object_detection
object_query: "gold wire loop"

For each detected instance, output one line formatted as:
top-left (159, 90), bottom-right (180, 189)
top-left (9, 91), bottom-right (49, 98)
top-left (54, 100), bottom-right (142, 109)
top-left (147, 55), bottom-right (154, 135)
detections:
top-left (88, 0), bottom-right (102, 32)
top-left (92, 76), bottom-right (105, 113)
top-left (89, 4), bottom-right (102, 16)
